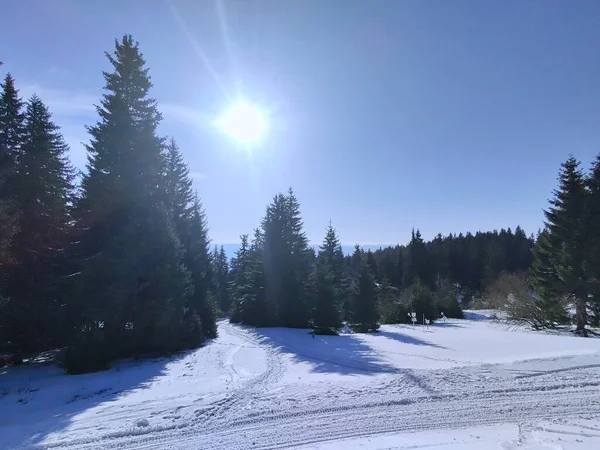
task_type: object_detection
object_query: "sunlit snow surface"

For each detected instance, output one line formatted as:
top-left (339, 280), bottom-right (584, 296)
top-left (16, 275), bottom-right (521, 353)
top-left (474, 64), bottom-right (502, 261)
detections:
top-left (2, 311), bottom-right (600, 449)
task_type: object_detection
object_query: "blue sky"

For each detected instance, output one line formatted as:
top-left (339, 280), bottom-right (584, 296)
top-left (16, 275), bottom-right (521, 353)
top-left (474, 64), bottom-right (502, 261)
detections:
top-left (2, 0), bottom-right (599, 246)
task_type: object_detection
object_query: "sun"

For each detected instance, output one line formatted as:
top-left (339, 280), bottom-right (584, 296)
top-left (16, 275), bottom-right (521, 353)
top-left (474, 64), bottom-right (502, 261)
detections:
top-left (216, 102), bottom-right (267, 145)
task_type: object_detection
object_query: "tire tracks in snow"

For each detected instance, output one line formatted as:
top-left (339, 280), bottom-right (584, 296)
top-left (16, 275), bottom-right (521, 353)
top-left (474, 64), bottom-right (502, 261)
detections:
top-left (190, 322), bottom-right (285, 431)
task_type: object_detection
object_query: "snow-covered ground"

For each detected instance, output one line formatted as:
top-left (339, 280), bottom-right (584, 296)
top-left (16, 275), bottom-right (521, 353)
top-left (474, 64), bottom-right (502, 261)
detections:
top-left (2, 312), bottom-right (600, 449)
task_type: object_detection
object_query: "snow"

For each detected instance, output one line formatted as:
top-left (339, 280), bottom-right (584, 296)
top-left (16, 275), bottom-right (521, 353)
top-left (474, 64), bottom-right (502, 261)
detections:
top-left (2, 312), bottom-right (600, 450)
top-left (298, 420), bottom-right (600, 449)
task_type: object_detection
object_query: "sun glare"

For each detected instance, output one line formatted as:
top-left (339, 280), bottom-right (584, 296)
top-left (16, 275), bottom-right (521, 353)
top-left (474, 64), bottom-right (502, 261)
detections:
top-left (216, 102), bottom-right (267, 145)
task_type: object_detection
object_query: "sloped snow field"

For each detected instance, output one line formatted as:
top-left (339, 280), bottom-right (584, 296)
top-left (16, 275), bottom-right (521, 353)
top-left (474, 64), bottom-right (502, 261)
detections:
top-left (2, 312), bottom-right (600, 449)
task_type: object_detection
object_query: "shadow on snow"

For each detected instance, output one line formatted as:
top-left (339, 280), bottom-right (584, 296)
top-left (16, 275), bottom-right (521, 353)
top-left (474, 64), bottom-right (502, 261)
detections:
top-left (375, 329), bottom-right (447, 350)
top-left (253, 327), bottom-right (399, 375)
top-left (0, 346), bottom-right (204, 449)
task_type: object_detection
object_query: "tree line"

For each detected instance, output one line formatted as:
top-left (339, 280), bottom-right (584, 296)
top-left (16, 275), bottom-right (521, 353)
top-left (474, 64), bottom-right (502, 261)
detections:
top-left (226, 189), bottom-right (536, 334)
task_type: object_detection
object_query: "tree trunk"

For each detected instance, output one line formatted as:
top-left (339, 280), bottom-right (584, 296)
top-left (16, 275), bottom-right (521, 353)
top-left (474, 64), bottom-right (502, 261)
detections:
top-left (575, 298), bottom-right (588, 337)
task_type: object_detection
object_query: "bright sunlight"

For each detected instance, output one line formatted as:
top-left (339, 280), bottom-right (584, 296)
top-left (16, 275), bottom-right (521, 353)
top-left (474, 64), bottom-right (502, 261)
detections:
top-left (216, 102), bottom-right (267, 145)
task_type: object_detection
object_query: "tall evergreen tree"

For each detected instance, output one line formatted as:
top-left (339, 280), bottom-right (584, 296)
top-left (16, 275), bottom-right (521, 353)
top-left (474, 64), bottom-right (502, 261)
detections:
top-left (366, 250), bottom-right (378, 281)
top-left (584, 154), bottom-right (600, 324)
top-left (312, 225), bottom-right (343, 334)
top-left (212, 245), bottom-right (231, 314)
top-left (318, 223), bottom-right (346, 299)
top-left (162, 137), bottom-right (215, 338)
top-left (69, 36), bottom-right (201, 371)
top-left (3, 95), bottom-right (74, 356)
top-left (262, 189), bottom-right (311, 328)
top-left (531, 156), bottom-right (588, 333)
top-left (163, 137), bottom-right (193, 229)
top-left (283, 188), bottom-right (312, 327)
top-left (405, 229), bottom-right (432, 287)
top-left (349, 246), bottom-right (379, 332)
top-left (181, 196), bottom-right (216, 338)
top-left (229, 234), bottom-right (251, 323)
top-left (0, 73), bottom-right (24, 268)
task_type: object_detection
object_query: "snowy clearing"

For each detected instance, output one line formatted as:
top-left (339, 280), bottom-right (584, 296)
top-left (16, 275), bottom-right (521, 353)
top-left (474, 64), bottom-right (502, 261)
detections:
top-left (2, 312), bottom-right (600, 449)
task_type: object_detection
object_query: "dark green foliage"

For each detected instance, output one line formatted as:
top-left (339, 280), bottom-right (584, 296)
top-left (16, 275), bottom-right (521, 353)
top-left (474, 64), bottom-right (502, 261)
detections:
top-left (2, 95), bottom-right (74, 357)
top-left (312, 225), bottom-right (343, 334)
top-left (349, 247), bottom-right (380, 333)
top-left (0, 74), bottom-right (23, 272)
top-left (229, 234), bottom-right (251, 323)
top-left (369, 228), bottom-right (534, 301)
top-left (213, 245), bottom-right (231, 315)
top-left (0, 73), bottom-right (23, 348)
top-left (311, 260), bottom-right (342, 334)
top-left (67, 35), bottom-right (206, 371)
top-left (405, 229), bottom-right (433, 288)
top-left (402, 281), bottom-right (437, 324)
top-left (163, 138), bottom-right (193, 229)
top-left (162, 137), bottom-right (215, 338)
top-left (260, 189), bottom-right (312, 328)
top-left (378, 279), bottom-right (406, 324)
top-left (230, 230), bottom-right (270, 326)
top-left (433, 278), bottom-right (463, 319)
top-left (182, 198), bottom-right (216, 338)
top-left (531, 156), bottom-right (588, 333)
top-left (585, 155), bottom-right (600, 318)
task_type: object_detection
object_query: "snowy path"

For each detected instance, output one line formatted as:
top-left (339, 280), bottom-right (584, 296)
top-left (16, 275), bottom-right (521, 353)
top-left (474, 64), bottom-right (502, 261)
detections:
top-left (2, 317), bottom-right (600, 449)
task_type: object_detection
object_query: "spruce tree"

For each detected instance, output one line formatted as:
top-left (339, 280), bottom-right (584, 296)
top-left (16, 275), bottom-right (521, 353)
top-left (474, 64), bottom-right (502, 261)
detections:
top-left (3, 95), bottom-right (74, 356)
top-left (181, 196), bottom-right (216, 338)
top-left (585, 153), bottom-right (600, 324)
top-left (70, 35), bottom-right (200, 371)
top-left (366, 250), bottom-right (378, 281)
top-left (405, 229), bottom-right (432, 287)
top-left (403, 280), bottom-right (437, 324)
top-left (312, 225), bottom-right (343, 334)
top-left (394, 247), bottom-right (404, 289)
top-left (229, 234), bottom-right (250, 323)
top-left (349, 247), bottom-right (379, 332)
top-left (531, 156), bottom-right (588, 333)
top-left (262, 189), bottom-right (311, 327)
top-left (282, 188), bottom-right (312, 327)
top-left (318, 223), bottom-right (346, 300)
top-left (0, 74), bottom-right (23, 268)
top-left (162, 137), bottom-right (216, 338)
top-left (163, 137), bottom-right (193, 230)
top-left (212, 245), bottom-right (231, 315)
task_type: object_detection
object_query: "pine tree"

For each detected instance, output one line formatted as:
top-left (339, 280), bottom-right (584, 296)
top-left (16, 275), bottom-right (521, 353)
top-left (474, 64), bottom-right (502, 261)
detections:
top-left (585, 154), bottom-right (600, 325)
top-left (212, 245), bottom-right (231, 314)
top-left (312, 225), bottom-right (343, 334)
top-left (69, 36), bottom-right (200, 371)
top-left (282, 188), bottom-right (312, 327)
top-left (433, 278), bottom-right (463, 319)
top-left (531, 156), bottom-right (588, 333)
top-left (229, 234), bottom-right (250, 323)
top-left (530, 230), bottom-right (569, 325)
top-left (405, 229), bottom-right (432, 287)
top-left (0, 74), bottom-right (24, 268)
top-left (394, 247), bottom-right (404, 289)
top-left (3, 95), bottom-right (74, 356)
top-left (318, 223), bottom-right (346, 299)
top-left (163, 137), bottom-right (193, 230)
top-left (261, 189), bottom-right (311, 328)
top-left (162, 137), bottom-right (216, 338)
top-left (182, 196), bottom-right (216, 338)
top-left (349, 246), bottom-right (379, 332)
top-left (366, 249), bottom-right (378, 281)
top-left (403, 280), bottom-right (437, 324)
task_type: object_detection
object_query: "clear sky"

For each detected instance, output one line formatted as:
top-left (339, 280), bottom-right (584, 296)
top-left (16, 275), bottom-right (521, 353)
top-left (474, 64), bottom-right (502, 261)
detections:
top-left (2, 0), bottom-right (599, 246)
